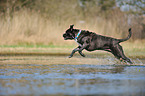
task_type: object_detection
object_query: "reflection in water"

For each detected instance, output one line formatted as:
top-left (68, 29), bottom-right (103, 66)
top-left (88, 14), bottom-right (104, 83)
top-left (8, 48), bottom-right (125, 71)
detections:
top-left (0, 64), bottom-right (145, 96)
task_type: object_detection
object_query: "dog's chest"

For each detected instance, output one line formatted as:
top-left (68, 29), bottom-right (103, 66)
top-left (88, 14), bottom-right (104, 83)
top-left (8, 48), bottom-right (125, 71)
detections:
top-left (75, 39), bottom-right (83, 47)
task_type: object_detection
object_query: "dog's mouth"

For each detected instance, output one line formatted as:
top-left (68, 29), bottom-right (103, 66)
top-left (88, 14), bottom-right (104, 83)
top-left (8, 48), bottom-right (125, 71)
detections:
top-left (64, 37), bottom-right (73, 40)
top-left (64, 37), bottom-right (74, 40)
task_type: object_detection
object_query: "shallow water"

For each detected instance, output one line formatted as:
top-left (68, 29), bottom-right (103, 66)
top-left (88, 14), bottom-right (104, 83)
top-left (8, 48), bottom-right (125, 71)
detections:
top-left (0, 64), bottom-right (145, 96)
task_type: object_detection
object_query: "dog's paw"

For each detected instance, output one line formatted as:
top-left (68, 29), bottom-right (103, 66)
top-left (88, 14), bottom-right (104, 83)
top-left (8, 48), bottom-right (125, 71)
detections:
top-left (81, 54), bottom-right (85, 57)
top-left (68, 55), bottom-right (72, 58)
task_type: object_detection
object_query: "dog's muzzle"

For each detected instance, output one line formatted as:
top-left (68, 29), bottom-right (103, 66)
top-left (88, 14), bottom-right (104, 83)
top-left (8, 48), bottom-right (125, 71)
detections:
top-left (63, 34), bottom-right (66, 37)
top-left (63, 34), bottom-right (67, 40)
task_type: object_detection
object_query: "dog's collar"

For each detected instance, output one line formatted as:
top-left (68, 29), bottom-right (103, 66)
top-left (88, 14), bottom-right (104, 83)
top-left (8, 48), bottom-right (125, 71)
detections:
top-left (74, 30), bottom-right (82, 47)
top-left (75, 30), bottom-right (82, 40)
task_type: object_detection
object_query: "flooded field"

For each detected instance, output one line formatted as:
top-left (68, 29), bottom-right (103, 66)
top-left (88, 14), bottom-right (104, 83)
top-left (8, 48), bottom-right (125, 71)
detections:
top-left (0, 55), bottom-right (145, 96)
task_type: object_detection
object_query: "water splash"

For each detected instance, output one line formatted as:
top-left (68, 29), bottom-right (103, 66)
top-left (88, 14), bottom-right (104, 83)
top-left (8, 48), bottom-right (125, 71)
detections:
top-left (132, 58), bottom-right (144, 65)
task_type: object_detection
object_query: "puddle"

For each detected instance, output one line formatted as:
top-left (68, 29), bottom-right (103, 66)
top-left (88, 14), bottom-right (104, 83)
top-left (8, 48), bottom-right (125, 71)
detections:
top-left (0, 64), bottom-right (145, 96)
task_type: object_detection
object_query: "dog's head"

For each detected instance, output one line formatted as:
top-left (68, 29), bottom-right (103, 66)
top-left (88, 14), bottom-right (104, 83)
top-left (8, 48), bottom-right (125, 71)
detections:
top-left (63, 25), bottom-right (75, 40)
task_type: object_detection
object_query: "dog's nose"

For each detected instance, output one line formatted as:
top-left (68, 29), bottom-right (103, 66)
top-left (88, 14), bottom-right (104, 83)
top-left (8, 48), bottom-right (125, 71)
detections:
top-left (63, 34), bottom-right (66, 37)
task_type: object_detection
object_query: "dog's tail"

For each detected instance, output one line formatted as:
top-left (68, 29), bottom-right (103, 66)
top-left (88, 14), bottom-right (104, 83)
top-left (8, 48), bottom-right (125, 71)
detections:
top-left (118, 28), bottom-right (132, 43)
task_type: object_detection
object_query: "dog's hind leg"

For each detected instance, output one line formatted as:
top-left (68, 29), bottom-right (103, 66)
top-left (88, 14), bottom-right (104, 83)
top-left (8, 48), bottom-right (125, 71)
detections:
top-left (110, 44), bottom-right (133, 64)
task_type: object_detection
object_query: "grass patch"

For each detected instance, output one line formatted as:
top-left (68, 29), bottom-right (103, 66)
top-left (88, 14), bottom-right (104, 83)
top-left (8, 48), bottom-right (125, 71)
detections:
top-left (0, 44), bottom-right (74, 48)
top-left (0, 41), bottom-right (145, 59)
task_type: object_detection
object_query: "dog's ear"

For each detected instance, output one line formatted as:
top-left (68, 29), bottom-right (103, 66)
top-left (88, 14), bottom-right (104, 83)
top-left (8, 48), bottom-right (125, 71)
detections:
top-left (70, 24), bottom-right (74, 29)
top-left (70, 25), bottom-right (74, 32)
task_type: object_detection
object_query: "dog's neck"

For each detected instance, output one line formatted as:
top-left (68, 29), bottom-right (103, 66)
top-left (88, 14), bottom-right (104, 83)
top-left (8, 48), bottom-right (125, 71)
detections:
top-left (73, 29), bottom-right (83, 47)
top-left (75, 30), bottom-right (82, 40)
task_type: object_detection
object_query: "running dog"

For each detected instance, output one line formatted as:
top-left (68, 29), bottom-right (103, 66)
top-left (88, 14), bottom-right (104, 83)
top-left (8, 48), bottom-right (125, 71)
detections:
top-left (63, 25), bottom-right (133, 64)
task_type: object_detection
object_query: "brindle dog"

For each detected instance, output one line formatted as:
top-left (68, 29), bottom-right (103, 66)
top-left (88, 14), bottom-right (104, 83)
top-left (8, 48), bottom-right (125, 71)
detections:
top-left (63, 25), bottom-right (133, 64)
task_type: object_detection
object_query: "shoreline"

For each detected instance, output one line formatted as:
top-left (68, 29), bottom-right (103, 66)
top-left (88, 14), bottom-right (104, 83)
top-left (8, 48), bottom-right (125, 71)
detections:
top-left (0, 46), bottom-right (145, 66)
top-left (0, 54), bottom-right (145, 66)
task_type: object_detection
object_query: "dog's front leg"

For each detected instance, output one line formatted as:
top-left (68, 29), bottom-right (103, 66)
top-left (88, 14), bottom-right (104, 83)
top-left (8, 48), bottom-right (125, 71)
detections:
top-left (68, 47), bottom-right (79, 58)
top-left (78, 51), bottom-right (85, 57)
top-left (78, 46), bottom-right (85, 57)
top-left (69, 43), bottom-right (88, 58)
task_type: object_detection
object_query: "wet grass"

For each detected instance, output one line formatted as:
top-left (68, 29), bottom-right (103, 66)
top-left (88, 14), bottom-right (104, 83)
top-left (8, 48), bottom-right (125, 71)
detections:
top-left (0, 44), bottom-right (73, 48)
top-left (0, 42), bottom-right (145, 58)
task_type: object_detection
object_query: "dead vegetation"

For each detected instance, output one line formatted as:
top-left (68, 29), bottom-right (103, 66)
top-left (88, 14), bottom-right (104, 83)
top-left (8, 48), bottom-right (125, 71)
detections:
top-left (0, 0), bottom-right (144, 46)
